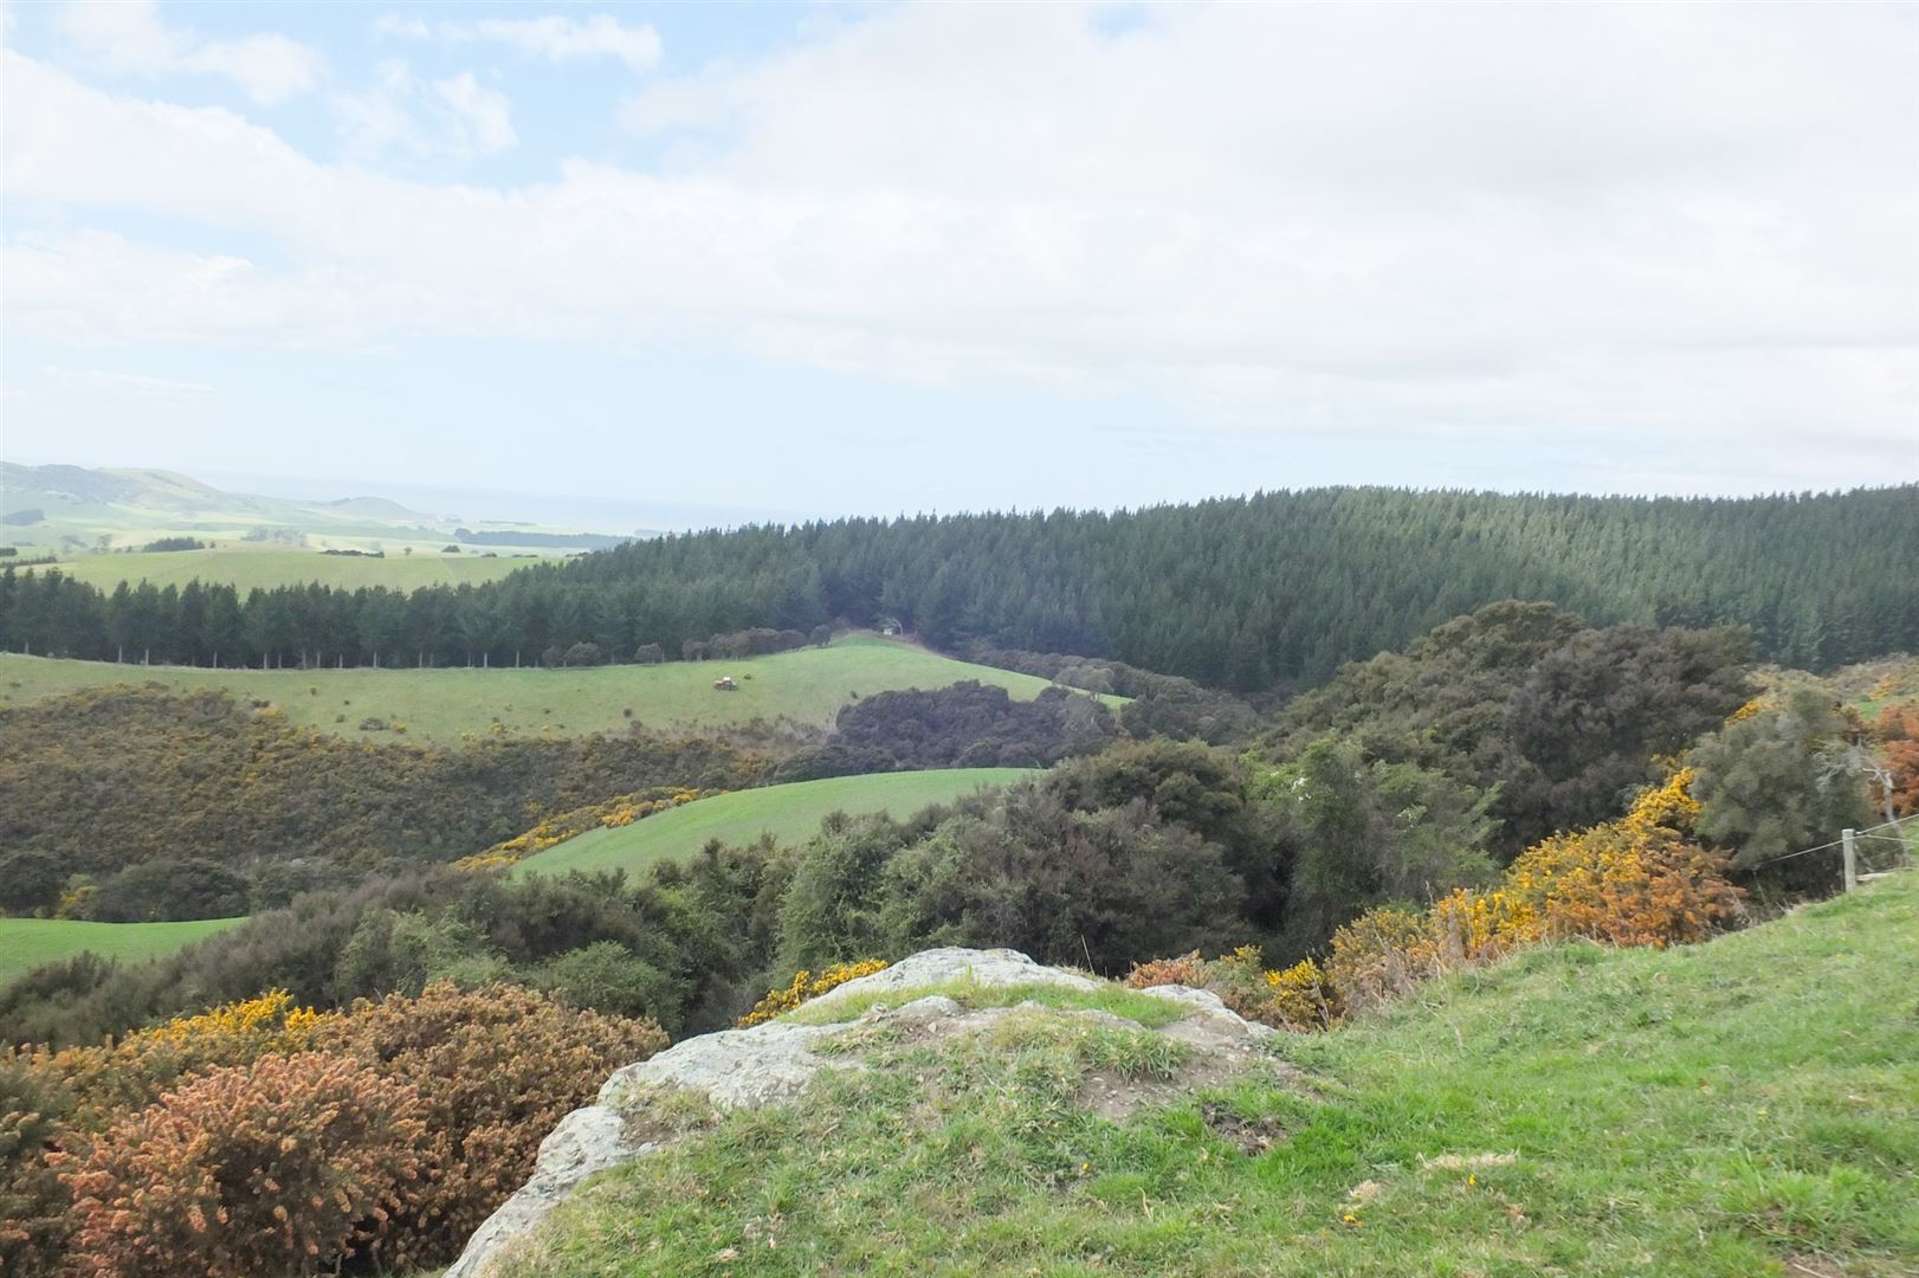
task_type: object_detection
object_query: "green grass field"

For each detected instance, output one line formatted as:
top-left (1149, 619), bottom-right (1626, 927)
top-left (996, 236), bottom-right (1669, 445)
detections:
top-left (0, 635), bottom-right (1117, 745)
top-left (27, 546), bottom-right (543, 592)
top-left (0, 916), bottom-right (246, 986)
top-left (508, 874), bottom-right (1919, 1278)
top-left (517, 768), bottom-right (1037, 879)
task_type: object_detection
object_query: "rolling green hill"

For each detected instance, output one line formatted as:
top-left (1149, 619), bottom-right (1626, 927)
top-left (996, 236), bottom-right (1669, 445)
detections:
top-left (34, 546), bottom-right (544, 592)
top-left (506, 873), bottom-right (1919, 1278)
top-left (0, 916), bottom-right (246, 986)
top-left (516, 768), bottom-right (1037, 879)
top-left (0, 635), bottom-right (1114, 745)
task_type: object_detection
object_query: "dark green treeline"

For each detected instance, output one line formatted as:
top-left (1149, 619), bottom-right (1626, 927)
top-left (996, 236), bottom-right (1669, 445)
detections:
top-left (3, 486), bottom-right (1914, 689)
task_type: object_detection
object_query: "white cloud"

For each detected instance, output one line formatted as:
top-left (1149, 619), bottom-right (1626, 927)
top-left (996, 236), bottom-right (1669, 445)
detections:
top-left (433, 72), bottom-right (516, 154)
top-left (5, 3), bottom-right (1919, 489)
top-left (378, 12), bottom-right (661, 73)
top-left (54, 0), bottom-right (321, 104)
top-left (331, 60), bottom-right (515, 160)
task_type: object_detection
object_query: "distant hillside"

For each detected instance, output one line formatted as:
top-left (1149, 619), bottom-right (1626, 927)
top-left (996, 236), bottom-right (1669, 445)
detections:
top-left (318, 494), bottom-right (439, 520)
top-left (0, 634), bottom-right (1090, 743)
top-left (515, 768), bottom-right (1038, 879)
top-left (8, 482), bottom-right (1915, 689)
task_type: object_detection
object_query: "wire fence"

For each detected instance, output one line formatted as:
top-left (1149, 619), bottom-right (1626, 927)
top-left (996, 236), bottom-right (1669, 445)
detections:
top-left (1744, 816), bottom-right (1914, 885)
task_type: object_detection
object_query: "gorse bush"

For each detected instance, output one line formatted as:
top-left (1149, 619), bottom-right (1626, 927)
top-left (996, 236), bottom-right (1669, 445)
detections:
top-left (3, 982), bottom-right (668, 1278)
top-left (736, 959), bottom-right (888, 1027)
top-left (0, 1054), bottom-right (70, 1273)
top-left (311, 981), bottom-right (667, 1265)
top-left (57, 1052), bottom-right (427, 1278)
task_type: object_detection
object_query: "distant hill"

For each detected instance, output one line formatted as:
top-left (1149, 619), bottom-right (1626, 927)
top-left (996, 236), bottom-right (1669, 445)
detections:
top-left (0, 633), bottom-right (1088, 744)
top-left (0, 461), bottom-right (635, 570)
top-left (318, 494), bottom-right (439, 521)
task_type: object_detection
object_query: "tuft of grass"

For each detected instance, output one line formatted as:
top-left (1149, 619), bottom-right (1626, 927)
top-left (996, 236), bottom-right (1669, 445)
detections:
top-left (499, 875), bottom-right (1919, 1277)
top-left (785, 977), bottom-right (1190, 1029)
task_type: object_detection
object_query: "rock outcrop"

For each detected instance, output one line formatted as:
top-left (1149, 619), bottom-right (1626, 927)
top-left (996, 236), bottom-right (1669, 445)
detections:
top-left (441, 947), bottom-right (1280, 1278)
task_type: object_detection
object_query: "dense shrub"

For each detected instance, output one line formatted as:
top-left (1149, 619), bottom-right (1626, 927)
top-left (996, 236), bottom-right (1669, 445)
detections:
top-left (312, 982), bottom-right (666, 1264)
top-left (533, 941), bottom-right (687, 1029)
top-left (875, 789), bottom-right (1246, 973)
top-left (1256, 736), bottom-right (1498, 952)
top-left (1689, 686), bottom-right (1873, 875)
top-left (0, 685), bottom-right (766, 896)
top-left (57, 1052), bottom-right (427, 1278)
top-left (0, 849), bottom-right (64, 915)
top-left (0, 1053), bottom-right (72, 1273)
top-left (87, 857), bottom-right (250, 922)
top-left (1277, 603), bottom-right (1755, 856)
top-left (774, 681), bottom-right (1116, 781)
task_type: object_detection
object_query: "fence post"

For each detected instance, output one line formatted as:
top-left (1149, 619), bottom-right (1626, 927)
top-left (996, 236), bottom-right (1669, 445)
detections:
top-left (1842, 828), bottom-right (1857, 893)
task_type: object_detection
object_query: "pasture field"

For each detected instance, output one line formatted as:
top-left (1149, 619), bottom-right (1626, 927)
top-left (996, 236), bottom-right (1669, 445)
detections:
top-left (0, 916), bottom-right (246, 986)
top-left (23, 546), bottom-right (543, 592)
top-left (0, 635), bottom-right (1116, 744)
top-left (516, 767), bottom-right (1037, 878)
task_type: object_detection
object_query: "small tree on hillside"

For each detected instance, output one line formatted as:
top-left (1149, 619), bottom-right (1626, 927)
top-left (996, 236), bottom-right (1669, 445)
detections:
top-left (1688, 687), bottom-right (1872, 875)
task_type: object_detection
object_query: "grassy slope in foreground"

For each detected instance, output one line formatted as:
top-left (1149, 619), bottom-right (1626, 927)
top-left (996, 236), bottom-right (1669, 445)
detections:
top-left (37, 546), bottom-right (539, 593)
top-left (0, 916), bottom-right (245, 986)
top-left (509, 876), bottom-right (1919, 1278)
top-left (0, 635), bottom-right (1112, 745)
top-left (517, 768), bottom-right (1036, 879)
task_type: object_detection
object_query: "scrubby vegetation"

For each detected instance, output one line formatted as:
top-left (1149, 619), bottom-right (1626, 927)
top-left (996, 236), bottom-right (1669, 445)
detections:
top-left (0, 685), bottom-right (765, 901)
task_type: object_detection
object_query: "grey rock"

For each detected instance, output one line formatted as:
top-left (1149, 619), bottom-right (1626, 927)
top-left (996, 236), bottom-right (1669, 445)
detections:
top-left (442, 1105), bottom-right (654, 1278)
top-left (807, 946), bottom-right (1099, 1008)
top-left (600, 1019), bottom-right (850, 1111)
top-left (1138, 984), bottom-right (1279, 1041)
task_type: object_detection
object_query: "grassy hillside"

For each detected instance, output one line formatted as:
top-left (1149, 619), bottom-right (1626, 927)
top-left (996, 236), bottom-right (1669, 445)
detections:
top-left (0, 635), bottom-right (1111, 745)
top-left (508, 875), bottom-right (1919, 1277)
top-left (0, 916), bottom-right (245, 986)
top-left (516, 768), bottom-right (1037, 879)
top-left (33, 546), bottom-right (542, 592)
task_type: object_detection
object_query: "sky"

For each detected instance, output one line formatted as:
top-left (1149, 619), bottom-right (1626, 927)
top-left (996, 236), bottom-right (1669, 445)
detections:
top-left (2, 1), bottom-right (1916, 524)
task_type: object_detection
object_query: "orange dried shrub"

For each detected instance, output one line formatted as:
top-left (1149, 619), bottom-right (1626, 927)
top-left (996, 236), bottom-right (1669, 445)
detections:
top-left (1502, 820), bottom-right (1742, 948)
top-left (314, 981), bottom-right (668, 1267)
top-left (1875, 703), bottom-right (1919, 817)
top-left (57, 1052), bottom-right (426, 1278)
top-left (1325, 907), bottom-right (1438, 1013)
top-left (1121, 951), bottom-right (1209, 990)
top-left (33, 990), bottom-right (327, 1132)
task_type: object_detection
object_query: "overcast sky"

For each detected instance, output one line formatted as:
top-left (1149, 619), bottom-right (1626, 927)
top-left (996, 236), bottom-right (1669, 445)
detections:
top-left (3, 1), bottom-right (1916, 521)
